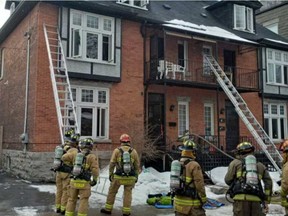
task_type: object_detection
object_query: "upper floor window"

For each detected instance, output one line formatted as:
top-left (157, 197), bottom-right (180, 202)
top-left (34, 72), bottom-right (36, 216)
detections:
top-left (0, 48), bottom-right (4, 80)
top-left (117, 0), bottom-right (149, 9)
top-left (263, 19), bottom-right (279, 34)
top-left (70, 10), bottom-right (115, 63)
top-left (267, 49), bottom-right (288, 86)
top-left (234, 4), bottom-right (254, 33)
top-left (178, 101), bottom-right (189, 137)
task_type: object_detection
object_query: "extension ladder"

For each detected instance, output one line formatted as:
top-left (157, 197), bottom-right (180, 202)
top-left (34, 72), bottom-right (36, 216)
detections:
top-left (43, 24), bottom-right (79, 145)
top-left (204, 54), bottom-right (283, 174)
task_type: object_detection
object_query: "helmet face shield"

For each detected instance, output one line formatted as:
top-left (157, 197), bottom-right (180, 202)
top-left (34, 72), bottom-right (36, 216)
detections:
top-left (120, 134), bottom-right (131, 144)
top-left (79, 138), bottom-right (94, 150)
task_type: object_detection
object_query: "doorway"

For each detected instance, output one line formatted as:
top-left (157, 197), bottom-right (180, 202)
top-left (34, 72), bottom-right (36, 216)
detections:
top-left (225, 100), bottom-right (239, 151)
top-left (224, 50), bottom-right (236, 83)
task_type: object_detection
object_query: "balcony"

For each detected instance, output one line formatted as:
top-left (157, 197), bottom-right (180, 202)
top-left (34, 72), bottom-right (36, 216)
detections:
top-left (145, 58), bottom-right (259, 91)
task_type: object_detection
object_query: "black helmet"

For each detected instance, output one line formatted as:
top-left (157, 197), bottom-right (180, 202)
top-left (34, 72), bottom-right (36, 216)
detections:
top-left (64, 128), bottom-right (75, 138)
top-left (236, 142), bottom-right (255, 155)
top-left (79, 138), bottom-right (94, 150)
top-left (67, 133), bottom-right (80, 145)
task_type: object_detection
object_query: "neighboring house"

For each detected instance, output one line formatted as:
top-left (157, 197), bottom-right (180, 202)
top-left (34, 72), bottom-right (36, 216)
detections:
top-left (1, 0), bottom-right (288, 181)
top-left (256, 2), bottom-right (288, 37)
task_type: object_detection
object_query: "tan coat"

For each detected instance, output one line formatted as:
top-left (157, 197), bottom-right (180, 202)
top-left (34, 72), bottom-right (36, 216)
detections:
top-left (225, 155), bottom-right (272, 202)
top-left (281, 153), bottom-right (288, 213)
top-left (109, 145), bottom-right (140, 176)
top-left (174, 157), bottom-right (207, 216)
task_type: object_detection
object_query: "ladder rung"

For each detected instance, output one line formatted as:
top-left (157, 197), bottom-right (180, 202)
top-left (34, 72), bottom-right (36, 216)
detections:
top-left (61, 107), bottom-right (72, 110)
top-left (63, 125), bottom-right (76, 128)
top-left (55, 74), bottom-right (66, 78)
top-left (56, 82), bottom-right (68, 86)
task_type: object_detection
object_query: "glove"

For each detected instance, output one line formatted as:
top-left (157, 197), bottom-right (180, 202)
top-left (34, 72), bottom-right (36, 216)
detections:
top-left (109, 174), bottom-right (114, 182)
top-left (90, 179), bottom-right (97, 187)
top-left (262, 202), bottom-right (269, 214)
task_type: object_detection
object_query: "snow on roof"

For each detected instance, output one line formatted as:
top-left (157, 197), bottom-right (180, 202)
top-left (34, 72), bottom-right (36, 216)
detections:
top-left (163, 19), bottom-right (257, 44)
top-left (264, 38), bottom-right (288, 46)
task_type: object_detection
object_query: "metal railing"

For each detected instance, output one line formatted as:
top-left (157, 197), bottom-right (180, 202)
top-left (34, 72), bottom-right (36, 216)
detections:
top-left (146, 59), bottom-right (259, 90)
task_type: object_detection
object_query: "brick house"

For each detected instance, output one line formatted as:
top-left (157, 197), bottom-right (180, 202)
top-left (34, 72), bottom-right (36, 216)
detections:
top-left (0, 1), bottom-right (288, 181)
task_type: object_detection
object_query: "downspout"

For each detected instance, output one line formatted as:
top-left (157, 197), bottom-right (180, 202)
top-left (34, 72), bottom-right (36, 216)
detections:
top-left (21, 30), bottom-right (31, 151)
top-left (163, 29), bottom-right (167, 146)
top-left (259, 46), bottom-right (265, 132)
top-left (141, 21), bottom-right (147, 128)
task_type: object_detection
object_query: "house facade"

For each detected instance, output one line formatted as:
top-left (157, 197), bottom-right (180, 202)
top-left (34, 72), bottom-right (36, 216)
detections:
top-left (1, 0), bottom-right (288, 181)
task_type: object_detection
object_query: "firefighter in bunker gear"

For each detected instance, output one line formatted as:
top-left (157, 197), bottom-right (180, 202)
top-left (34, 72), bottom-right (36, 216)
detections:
top-left (55, 131), bottom-right (79, 214)
top-left (174, 139), bottom-right (207, 216)
top-left (64, 138), bottom-right (99, 216)
top-left (101, 134), bottom-right (140, 216)
top-left (280, 139), bottom-right (288, 216)
top-left (225, 142), bottom-right (272, 216)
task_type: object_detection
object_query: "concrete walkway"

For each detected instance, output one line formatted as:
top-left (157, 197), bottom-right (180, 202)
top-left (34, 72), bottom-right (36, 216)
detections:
top-left (0, 170), bottom-right (174, 216)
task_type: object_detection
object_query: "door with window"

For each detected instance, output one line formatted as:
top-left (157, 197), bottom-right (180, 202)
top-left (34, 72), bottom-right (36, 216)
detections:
top-left (203, 46), bottom-right (212, 75)
top-left (178, 41), bottom-right (188, 68)
top-left (225, 101), bottom-right (239, 151)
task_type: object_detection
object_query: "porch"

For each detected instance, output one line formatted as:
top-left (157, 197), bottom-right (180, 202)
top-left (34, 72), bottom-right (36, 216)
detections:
top-left (145, 59), bottom-right (259, 91)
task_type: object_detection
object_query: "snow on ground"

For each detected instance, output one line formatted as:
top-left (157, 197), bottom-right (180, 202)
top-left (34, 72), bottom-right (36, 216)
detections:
top-left (24, 166), bottom-right (285, 216)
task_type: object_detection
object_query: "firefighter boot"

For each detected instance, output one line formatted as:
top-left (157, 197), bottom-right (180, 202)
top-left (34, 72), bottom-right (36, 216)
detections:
top-left (100, 208), bottom-right (112, 214)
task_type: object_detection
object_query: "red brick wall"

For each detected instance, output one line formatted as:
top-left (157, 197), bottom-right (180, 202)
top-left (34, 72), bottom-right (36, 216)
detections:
top-left (0, 3), bottom-right (59, 152)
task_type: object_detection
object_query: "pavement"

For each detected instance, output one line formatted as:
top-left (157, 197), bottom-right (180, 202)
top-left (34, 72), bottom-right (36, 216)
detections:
top-left (0, 170), bottom-right (174, 216)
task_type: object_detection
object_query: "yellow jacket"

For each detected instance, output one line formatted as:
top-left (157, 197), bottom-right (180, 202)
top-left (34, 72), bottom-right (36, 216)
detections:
top-left (281, 153), bottom-right (288, 207)
top-left (225, 155), bottom-right (272, 202)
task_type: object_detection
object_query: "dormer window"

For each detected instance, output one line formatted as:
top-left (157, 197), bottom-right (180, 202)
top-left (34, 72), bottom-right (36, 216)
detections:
top-left (234, 4), bottom-right (254, 33)
top-left (117, 0), bottom-right (149, 9)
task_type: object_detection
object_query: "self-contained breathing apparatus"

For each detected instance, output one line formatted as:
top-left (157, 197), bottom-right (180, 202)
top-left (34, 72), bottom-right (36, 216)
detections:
top-left (71, 152), bottom-right (92, 181)
top-left (226, 154), bottom-right (265, 202)
top-left (116, 147), bottom-right (135, 176)
top-left (51, 145), bottom-right (64, 171)
top-left (170, 159), bottom-right (197, 199)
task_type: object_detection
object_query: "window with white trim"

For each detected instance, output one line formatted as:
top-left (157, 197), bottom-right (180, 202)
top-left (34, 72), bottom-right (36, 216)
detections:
top-left (117, 0), bottom-right (149, 9)
top-left (70, 10), bottom-right (114, 63)
top-left (267, 49), bottom-right (288, 85)
top-left (264, 103), bottom-right (287, 141)
top-left (234, 4), bottom-right (254, 33)
top-left (0, 48), bottom-right (4, 80)
top-left (71, 86), bottom-right (109, 139)
top-left (178, 101), bottom-right (189, 137)
top-left (204, 103), bottom-right (214, 136)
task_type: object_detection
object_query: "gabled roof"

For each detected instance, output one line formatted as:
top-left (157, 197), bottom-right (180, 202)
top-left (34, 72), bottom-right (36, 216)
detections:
top-left (1, 0), bottom-right (288, 50)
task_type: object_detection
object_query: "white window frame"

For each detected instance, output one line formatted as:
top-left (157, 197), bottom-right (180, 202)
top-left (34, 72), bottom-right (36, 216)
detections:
top-left (178, 101), bottom-right (189, 137)
top-left (116, 0), bottom-right (149, 9)
top-left (0, 48), bottom-right (4, 80)
top-left (71, 86), bottom-right (110, 140)
top-left (204, 103), bottom-right (214, 136)
top-left (234, 4), bottom-right (254, 33)
top-left (264, 102), bottom-right (287, 141)
top-left (69, 9), bottom-right (115, 63)
top-left (266, 48), bottom-right (288, 86)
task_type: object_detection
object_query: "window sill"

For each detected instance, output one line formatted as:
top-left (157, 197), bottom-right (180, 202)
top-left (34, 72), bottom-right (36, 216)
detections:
top-left (94, 139), bottom-right (112, 144)
top-left (233, 28), bottom-right (254, 34)
top-left (266, 82), bottom-right (288, 87)
top-left (67, 57), bottom-right (116, 66)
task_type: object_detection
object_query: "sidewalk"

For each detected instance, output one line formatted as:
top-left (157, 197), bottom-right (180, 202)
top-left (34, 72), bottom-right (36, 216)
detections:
top-left (0, 171), bottom-right (174, 216)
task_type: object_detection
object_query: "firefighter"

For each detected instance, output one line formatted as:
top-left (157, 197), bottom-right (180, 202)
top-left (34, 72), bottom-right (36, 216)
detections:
top-left (54, 130), bottom-right (79, 214)
top-left (64, 138), bottom-right (99, 216)
top-left (100, 134), bottom-right (140, 216)
top-left (225, 142), bottom-right (272, 216)
top-left (280, 139), bottom-right (288, 216)
top-left (173, 139), bottom-right (207, 216)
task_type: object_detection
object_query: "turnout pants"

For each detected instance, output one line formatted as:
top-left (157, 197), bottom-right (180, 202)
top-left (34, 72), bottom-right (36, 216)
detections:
top-left (104, 178), bottom-right (135, 215)
top-left (55, 172), bottom-right (70, 212)
top-left (233, 200), bottom-right (265, 216)
top-left (65, 181), bottom-right (91, 216)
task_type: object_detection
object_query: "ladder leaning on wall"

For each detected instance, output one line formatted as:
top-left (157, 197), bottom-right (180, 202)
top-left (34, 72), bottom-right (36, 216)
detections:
top-left (204, 54), bottom-right (283, 174)
top-left (43, 24), bottom-right (79, 145)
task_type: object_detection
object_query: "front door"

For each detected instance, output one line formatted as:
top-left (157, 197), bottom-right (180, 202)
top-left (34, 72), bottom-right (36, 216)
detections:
top-left (225, 100), bottom-right (239, 151)
top-left (148, 93), bottom-right (165, 147)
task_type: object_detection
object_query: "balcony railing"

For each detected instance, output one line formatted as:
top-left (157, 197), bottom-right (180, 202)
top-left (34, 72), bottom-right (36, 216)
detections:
top-left (146, 58), bottom-right (259, 90)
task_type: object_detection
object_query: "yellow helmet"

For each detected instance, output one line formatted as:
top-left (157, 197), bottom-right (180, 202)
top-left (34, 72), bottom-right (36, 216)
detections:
top-left (179, 139), bottom-right (197, 151)
top-left (236, 142), bottom-right (255, 155)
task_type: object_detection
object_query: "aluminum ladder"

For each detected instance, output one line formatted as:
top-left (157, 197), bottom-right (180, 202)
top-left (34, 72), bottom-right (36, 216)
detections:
top-left (204, 54), bottom-right (282, 174)
top-left (43, 24), bottom-right (79, 144)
